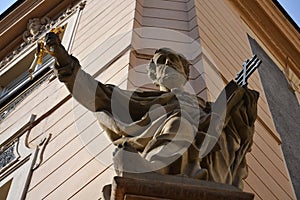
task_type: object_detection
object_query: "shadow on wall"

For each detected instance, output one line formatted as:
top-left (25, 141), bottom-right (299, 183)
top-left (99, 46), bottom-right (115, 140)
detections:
top-left (248, 35), bottom-right (300, 199)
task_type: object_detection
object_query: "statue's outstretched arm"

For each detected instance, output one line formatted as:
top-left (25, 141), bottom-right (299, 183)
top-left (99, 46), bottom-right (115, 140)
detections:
top-left (44, 32), bottom-right (112, 112)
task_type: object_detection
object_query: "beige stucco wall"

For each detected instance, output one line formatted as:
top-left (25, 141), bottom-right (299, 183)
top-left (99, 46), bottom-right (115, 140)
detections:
top-left (195, 1), bottom-right (296, 199)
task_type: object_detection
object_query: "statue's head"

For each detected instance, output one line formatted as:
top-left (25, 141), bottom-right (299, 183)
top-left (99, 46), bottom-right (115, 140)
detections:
top-left (147, 48), bottom-right (191, 91)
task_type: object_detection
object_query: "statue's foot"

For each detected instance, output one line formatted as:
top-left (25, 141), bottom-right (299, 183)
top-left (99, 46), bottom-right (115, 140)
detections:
top-left (113, 142), bottom-right (137, 157)
top-left (113, 142), bottom-right (154, 175)
top-left (192, 168), bottom-right (208, 180)
top-left (183, 160), bottom-right (208, 180)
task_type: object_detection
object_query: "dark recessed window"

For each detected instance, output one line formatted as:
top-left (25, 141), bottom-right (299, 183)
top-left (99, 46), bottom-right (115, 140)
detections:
top-left (0, 179), bottom-right (12, 200)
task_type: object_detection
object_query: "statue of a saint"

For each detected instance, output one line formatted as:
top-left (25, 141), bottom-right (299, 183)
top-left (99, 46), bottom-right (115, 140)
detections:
top-left (44, 32), bottom-right (259, 189)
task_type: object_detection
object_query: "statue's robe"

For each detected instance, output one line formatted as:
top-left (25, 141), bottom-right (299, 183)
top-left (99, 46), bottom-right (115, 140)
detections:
top-left (59, 57), bottom-right (259, 189)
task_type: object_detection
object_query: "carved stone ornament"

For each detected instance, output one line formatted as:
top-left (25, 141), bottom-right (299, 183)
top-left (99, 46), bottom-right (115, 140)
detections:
top-left (23, 17), bottom-right (51, 43)
top-left (0, 140), bottom-right (19, 173)
top-left (0, 0), bottom-right (87, 69)
top-left (0, 114), bottom-right (52, 200)
top-left (0, 115), bottom-right (51, 174)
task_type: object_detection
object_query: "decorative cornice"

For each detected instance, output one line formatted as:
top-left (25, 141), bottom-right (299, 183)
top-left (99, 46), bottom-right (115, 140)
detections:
top-left (22, 17), bottom-right (51, 44)
top-left (226, 0), bottom-right (300, 78)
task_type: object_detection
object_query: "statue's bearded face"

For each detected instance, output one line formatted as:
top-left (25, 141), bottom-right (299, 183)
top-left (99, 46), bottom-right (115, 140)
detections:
top-left (148, 48), bottom-right (190, 91)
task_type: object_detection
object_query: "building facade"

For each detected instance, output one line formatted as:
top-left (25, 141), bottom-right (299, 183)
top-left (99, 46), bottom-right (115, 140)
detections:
top-left (0, 0), bottom-right (299, 199)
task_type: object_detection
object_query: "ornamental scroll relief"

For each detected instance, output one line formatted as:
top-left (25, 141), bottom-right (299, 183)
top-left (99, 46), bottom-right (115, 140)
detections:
top-left (0, 114), bottom-right (52, 176)
top-left (0, 114), bottom-right (51, 200)
top-left (0, 140), bottom-right (19, 173)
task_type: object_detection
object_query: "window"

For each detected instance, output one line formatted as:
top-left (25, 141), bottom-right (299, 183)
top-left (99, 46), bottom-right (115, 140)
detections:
top-left (0, 1), bottom-right (84, 122)
top-left (0, 179), bottom-right (12, 200)
top-left (0, 51), bottom-right (54, 107)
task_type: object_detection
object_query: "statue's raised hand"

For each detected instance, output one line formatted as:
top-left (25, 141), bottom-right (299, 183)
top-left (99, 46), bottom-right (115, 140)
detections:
top-left (44, 32), bottom-right (62, 56)
top-left (44, 32), bottom-right (78, 82)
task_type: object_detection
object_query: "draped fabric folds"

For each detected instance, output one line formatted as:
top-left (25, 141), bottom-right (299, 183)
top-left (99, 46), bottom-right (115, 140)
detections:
top-left (58, 57), bottom-right (259, 189)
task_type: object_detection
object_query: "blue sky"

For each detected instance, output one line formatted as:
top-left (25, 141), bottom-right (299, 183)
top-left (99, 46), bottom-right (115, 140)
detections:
top-left (0, 0), bottom-right (299, 27)
top-left (277, 0), bottom-right (300, 26)
top-left (0, 0), bottom-right (18, 15)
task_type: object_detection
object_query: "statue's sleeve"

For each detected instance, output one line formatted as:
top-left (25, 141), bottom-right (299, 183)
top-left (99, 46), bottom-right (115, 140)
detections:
top-left (53, 49), bottom-right (113, 113)
top-left (201, 81), bottom-right (259, 189)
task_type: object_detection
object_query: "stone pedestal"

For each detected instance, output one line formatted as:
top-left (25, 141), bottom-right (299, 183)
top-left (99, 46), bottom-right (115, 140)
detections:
top-left (103, 173), bottom-right (254, 200)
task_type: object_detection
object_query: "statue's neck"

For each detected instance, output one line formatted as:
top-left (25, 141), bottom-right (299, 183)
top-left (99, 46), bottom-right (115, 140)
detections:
top-left (159, 85), bottom-right (184, 92)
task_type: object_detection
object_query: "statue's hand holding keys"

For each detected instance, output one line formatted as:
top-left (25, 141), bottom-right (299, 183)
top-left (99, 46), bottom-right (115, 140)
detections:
top-left (44, 32), bottom-right (61, 56)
